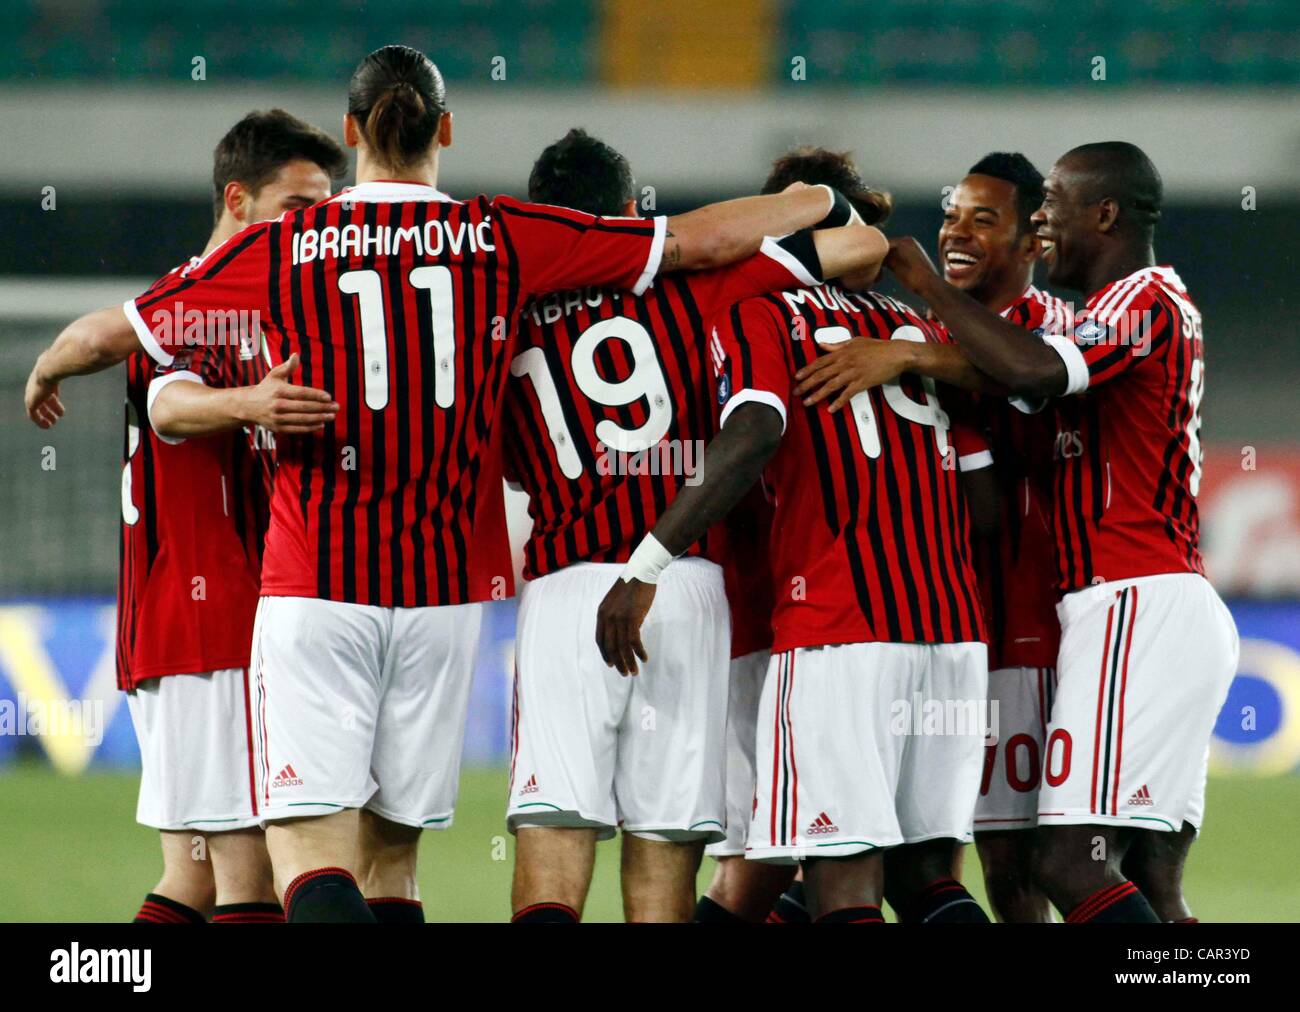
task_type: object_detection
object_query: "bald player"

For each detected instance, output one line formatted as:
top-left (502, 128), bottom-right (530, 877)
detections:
top-left (798, 141), bottom-right (1238, 923)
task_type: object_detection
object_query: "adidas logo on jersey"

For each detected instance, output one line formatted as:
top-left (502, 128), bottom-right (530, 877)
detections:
top-left (238, 329), bottom-right (262, 360)
top-left (271, 764), bottom-right (303, 789)
top-left (1127, 784), bottom-right (1154, 807)
top-left (519, 774), bottom-right (539, 796)
top-left (806, 812), bottom-right (839, 836)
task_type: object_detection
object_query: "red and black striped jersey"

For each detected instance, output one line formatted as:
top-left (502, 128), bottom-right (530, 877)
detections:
top-left (1041, 266), bottom-right (1205, 591)
top-left (125, 182), bottom-right (665, 607)
top-left (976, 285), bottom-right (1068, 670)
top-left (117, 259), bottom-right (273, 690)
top-left (712, 285), bottom-right (988, 652)
top-left (502, 239), bottom-right (819, 579)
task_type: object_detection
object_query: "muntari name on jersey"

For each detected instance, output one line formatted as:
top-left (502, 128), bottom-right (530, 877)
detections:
top-left (293, 217), bottom-right (496, 266)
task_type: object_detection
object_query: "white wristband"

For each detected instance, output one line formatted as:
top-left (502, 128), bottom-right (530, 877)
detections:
top-left (621, 534), bottom-right (675, 585)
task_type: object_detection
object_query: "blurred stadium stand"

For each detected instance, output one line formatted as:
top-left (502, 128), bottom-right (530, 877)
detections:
top-left (3, 1), bottom-right (1297, 86)
top-left (4, 0), bottom-right (600, 84)
top-left (776, 0), bottom-right (1300, 86)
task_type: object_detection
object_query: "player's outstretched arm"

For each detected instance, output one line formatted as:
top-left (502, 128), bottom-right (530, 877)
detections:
top-left (886, 236), bottom-right (1067, 396)
top-left (150, 353), bottom-right (338, 439)
top-left (595, 402), bottom-right (783, 675)
top-left (793, 339), bottom-right (1003, 412)
top-left (661, 184), bottom-right (854, 273)
top-left (25, 306), bottom-right (140, 427)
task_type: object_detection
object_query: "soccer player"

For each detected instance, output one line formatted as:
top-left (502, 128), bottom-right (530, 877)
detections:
top-left (823, 142), bottom-right (1239, 922)
top-left (100, 45), bottom-right (884, 923)
top-left (25, 110), bottom-right (347, 923)
top-left (597, 247), bottom-right (995, 925)
top-left (795, 152), bottom-right (1069, 922)
top-left (503, 130), bottom-right (888, 923)
top-left (696, 147), bottom-right (893, 925)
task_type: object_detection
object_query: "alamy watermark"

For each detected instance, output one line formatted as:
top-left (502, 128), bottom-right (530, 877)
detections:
top-left (889, 692), bottom-right (998, 745)
top-left (146, 303), bottom-right (262, 351)
top-left (0, 694), bottom-right (104, 746)
top-left (596, 438), bottom-right (705, 486)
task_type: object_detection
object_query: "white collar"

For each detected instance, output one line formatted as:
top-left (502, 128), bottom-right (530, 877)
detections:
top-left (331, 181), bottom-right (454, 204)
top-left (1101, 264), bottom-right (1184, 294)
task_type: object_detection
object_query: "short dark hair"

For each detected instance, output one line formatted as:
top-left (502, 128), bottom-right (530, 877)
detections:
top-left (966, 152), bottom-right (1044, 236)
top-left (528, 128), bottom-right (635, 217)
top-left (761, 146), bottom-right (892, 225)
top-left (1063, 141), bottom-right (1163, 236)
top-left (212, 109), bottom-right (347, 222)
top-left (347, 45), bottom-right (447, 172)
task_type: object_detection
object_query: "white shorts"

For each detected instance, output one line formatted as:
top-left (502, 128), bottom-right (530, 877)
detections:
top-left (974, 666), bottom-right (1058, 833)
top-left (748, 641), bottom-right (988, 863)
top-left (1038, 573), bottom-right (1238, 832)
top-left (249, 595), bottom-right (482, 828)
top-left (707, 649), bottom-right (770, 859)
top-left (128, 668), bottom-right (261, 833)
top-left (507, 559), bottom-right (729, 844)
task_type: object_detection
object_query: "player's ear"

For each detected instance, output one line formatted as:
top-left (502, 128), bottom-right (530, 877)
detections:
top-left (223, 180), bottom-right (249, 225)
top-left (342, 113), bottom-right (361, 149)
top-left (1018, 228), bottom-right (1040, 264)
top-left (1096, 196), bottom-right (1120, 234)
top-left (437, 111), bottom-right (453, 149)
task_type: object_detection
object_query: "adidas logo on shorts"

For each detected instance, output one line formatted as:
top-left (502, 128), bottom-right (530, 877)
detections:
top-left (519, 774), bottom-right (540, 796)
top-left (271, 764), bottom-right (303, 789)
top-left (806, 811), bottom-right (839, 836)
top-left (1127, 784), bottom-right (1154, 807)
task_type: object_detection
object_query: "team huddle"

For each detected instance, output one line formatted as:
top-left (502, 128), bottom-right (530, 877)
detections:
top-left (26, 44), bottom-right (1238, 924)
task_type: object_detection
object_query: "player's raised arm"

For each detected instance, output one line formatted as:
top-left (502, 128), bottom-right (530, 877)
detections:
top-left (808, 223), bottom-right (889, 289)
top-left (886, 236), bottom-right (1067, 396)
top-left (501, 183), bottom-right (861, 300)
top-left (25, 305), bottom-right (140, 427)
top-left (661, 183), bottom-right (858, 273)
top-left (149, 353), bottom-right (338, 440)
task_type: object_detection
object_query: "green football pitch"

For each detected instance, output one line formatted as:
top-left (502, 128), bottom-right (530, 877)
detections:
top-left (0, 762), bottom-right (1295, 922)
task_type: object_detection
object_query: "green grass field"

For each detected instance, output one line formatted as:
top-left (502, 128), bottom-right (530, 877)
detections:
top-left (0, 762), bottom-right (1296, 922)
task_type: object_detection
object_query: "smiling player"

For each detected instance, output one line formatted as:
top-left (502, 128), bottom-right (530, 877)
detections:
top-left (937, 153), bottom-right (1067, 922)
top-left (815, 142), bottom-right (1239, 922)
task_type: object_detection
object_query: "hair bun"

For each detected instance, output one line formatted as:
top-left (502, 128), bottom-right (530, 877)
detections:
top-left (389, 80), bottom-right (423, 112)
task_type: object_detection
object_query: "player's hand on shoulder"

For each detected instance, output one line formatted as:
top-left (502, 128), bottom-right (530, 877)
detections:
top-left (25, 360), bottom-right (65, 429)
top-left (596, 577), bottom-right (656, 676)
top-left (245, 352), bottom-right (339, 434)
top-left (793, 337), bottom-right (912, 413)
top-left (884, 236), bottom-right (940, 293)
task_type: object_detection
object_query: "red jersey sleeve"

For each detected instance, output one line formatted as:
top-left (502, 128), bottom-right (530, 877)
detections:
top-left (125, 225), bottom-right (274, 366)
top-left (491, 195), bottom-right (666, 298)
top-left (687, 234), bottom-right (823, 316)
top-left (145, 315), bottom-right (267, 447)
top-left (124, 261), bottom-right (192, 366)
top-left (711, 297), bottom-right (792, 432)
top-left (1045, 287), bottom-right (1172, 394)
